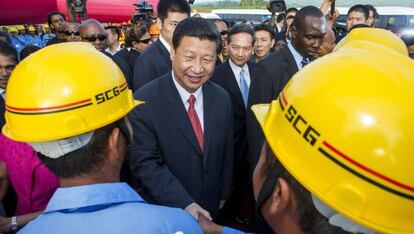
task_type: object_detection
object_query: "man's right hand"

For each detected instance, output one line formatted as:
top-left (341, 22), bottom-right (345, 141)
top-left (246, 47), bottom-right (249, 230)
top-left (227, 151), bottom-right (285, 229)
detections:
top-left (185, 202), bottom-right (212, 221)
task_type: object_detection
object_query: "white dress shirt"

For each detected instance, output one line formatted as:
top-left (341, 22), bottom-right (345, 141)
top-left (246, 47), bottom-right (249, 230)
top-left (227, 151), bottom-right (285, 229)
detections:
top-left (287, 42), bottom-right (306, 70)
top-left (0, 88), bottom-right (5, 99)
top-left (228, 59), bottom-right (251, 90)
top-left (171, 72), bottom-right (204, 131)
top-left (159, 35), bottom-right (171, 54)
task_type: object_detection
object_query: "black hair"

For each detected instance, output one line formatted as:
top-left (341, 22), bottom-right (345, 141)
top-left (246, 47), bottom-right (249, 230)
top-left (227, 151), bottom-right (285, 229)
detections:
top-left (276, 13), bottom-right (286, 23)
top-left (0, 32), bottom-right (11, 44)
top-left (37, 119), bottom-right (124, 179)
top-left (286, 7), bottom-right (299, 15)
top-left (347, 4), bottom-right (369, 20)
top-left (157, 0), bottom-right (191, 22)
top-left (47, 11), bottom-right (66, 26)
top-left (349, 23), bottom-right (370, 33)
top-left (254, 23), bottom-right (275, 40)
top-left (125, 26), bottom-right (148, 47)
top-left (365, 4), bottom-right (379, 19)
top-left (260, 143), bottom-right (350, 233)
top-left (172, 17), bottom-right (219, 51)
top-left (227, 23), bottom-right (255, 45)
top-left (401, 32), bottom-right (414, 47)
top-left (105, 25), bottom-right (120, 38)
top-left (20, 46), bottom-right (41, 61)
top-left (292, 6), bottom-right (324, 30)
top-left (0, 40), bottom-right (18, 63)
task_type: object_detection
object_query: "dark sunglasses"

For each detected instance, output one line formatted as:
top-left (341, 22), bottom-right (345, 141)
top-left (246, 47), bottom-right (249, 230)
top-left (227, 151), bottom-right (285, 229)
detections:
top-left (220, 30), bottom-right (228, 36)
top-left (82, 34), bottom-right (107, 42)
top-left (139, 38), bottom-right (151, 44)
top-left (64, 30), bottom-right (80, 36)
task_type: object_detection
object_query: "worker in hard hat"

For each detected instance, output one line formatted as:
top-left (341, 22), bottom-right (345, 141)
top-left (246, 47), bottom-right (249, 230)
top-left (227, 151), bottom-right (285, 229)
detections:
top-left (3, 42), bottom-right (202, 233)
top-left (17, 25), bottom-right (30, 47)
top-left (149, 22), bottom-right (160, 43)
top-left (27, 26), bottom-right (44, 48)
top-left (8, 27), bottom-right (24, 54)
top-left (249, 28), bottom-right (414, 234)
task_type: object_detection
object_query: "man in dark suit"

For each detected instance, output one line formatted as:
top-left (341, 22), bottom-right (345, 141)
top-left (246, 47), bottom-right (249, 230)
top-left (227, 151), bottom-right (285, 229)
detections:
top-left (129, 18), bottom-right (233, 220)
top-left (247, 6), bottom-right (327, 173)
top-left (0, 41), bottom-right (18, 129)
top-left (132, 0), bottom-right (191, 91)
top-left (211, 24), bottom-right (255, 224)
top-left (114, 26), bottom-right (152, 89)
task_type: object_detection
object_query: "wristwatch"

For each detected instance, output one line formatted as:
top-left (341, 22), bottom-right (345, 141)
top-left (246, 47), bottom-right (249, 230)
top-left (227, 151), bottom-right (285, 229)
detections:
top-left (10, 216), bottom-right (18, 232)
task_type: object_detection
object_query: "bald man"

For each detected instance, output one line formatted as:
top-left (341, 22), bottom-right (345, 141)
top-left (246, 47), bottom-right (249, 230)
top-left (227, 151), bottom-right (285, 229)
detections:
top-left (316, 27), bottom-right (336, 57)
top-left (80, 19), bottom-right (108, 52)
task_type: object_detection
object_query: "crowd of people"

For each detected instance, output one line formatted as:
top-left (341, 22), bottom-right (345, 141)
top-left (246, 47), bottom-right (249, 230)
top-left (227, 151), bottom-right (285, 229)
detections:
top-left (0, 0), bottom-right (413, 233)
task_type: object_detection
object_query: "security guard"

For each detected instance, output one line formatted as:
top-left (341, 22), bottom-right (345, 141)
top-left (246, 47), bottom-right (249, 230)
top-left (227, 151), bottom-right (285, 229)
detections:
top-left (3, 42), bottom-right (202, 233)
top-left (251, 28), bottom-right (414, 234)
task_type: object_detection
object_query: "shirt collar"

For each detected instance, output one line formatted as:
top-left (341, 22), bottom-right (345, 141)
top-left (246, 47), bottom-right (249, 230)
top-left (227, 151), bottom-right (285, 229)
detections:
top-left (44, 183), bottom-right (143, 213)
top-left (159, 35), bottom-right (171, 53)
top-left (171, 71), bottom-right (203, 105)
top-left (0, 88), bottom-right (5, 99)
top-left (228, 59), bottom-right (248, 76)
top-left (287, 41), bottom-right (304, 69)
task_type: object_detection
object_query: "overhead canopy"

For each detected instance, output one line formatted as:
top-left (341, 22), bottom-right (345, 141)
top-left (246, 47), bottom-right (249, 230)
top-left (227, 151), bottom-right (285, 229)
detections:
top-left (0, 0), bottom-right (159, 25)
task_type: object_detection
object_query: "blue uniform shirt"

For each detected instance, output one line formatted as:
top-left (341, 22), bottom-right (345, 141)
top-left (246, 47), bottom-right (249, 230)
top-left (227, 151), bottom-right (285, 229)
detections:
top-left (27, 35), bottom-right (44, 48)
top-left (9, 36), bottom-right (24, 54)
top-left (19, 183), bottom-right (203, 234)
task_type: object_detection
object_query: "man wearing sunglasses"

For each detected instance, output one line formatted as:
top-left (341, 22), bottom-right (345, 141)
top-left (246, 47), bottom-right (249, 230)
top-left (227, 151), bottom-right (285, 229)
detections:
top-left (79, 19), bottom-right (108, 52)
top-left (64, 22), bottom-right (81, 42)
top-left (132, 0), bottom-right (191, 91)
top-left (213, 19), bottom-right (229, 65)
top-left (114, 26), bottom-right (152, 88)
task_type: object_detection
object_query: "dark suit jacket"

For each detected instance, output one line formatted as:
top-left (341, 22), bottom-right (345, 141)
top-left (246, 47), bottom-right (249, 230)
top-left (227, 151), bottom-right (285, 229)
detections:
top-left (132, 39), bottom-right (171, 91)
top-left (0, 97), bottom-right (5, 128)
top-left (129, 72), bottom-right (234, 218)
top-left (246, 46), bottom-right (298, 174)
top-left (211, 61), bottom-right (255, 170)
top-left (114, 48), bottom-right (141, 76)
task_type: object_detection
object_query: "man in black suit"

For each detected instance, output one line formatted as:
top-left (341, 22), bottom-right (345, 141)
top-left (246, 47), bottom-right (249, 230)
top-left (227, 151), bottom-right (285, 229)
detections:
top-left (0, 41), bottom-right (18, 128)
top-left (247, 6), bottom-right (327, 173)
top-left (132, 0), bottom-right (191, 91)
top-left (114, 26), bottom-right (152, 89)
top-left (129, 18), bottom-right (233, 220)
top-left (211, 24), bottom-right (255, 224)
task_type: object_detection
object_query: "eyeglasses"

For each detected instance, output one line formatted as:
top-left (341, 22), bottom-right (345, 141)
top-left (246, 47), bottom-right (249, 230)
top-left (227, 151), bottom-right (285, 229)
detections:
top-left (64, 30), bottom-right (80, 36)
top-left (220, 30), bottom-right (228, 36)
top-left (82, 34), bottom-right (108, 42)
top-left (139, 38), bottom-right (151, 44)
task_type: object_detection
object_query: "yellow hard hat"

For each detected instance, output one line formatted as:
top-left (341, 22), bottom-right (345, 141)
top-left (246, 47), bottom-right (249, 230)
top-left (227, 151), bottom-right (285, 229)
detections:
top-left (9, 27), bottom-right (17, 33)
top-left (28, 26), bottom-right (36, 32)
top-left (335, 27), bottom-right (408, 56)
top-left (17, 25), bottom-right (25, 31)
top-left (3, 42), bottom-right (142, 142)
top-left (252, 38), bottom-right (414, 232)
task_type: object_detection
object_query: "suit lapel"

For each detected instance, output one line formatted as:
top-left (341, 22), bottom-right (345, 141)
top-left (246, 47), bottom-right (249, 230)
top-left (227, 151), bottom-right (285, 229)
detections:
top-left (282, 46), bottom-right (299, 77)
top-left (223, 61), bottom-right (245, 110)
top-left (156, 40), bottom-right (172, 67)
top-left (202, 82), bottom-right (215, 162)
top-left (163, 74), bottom-right (203, 155)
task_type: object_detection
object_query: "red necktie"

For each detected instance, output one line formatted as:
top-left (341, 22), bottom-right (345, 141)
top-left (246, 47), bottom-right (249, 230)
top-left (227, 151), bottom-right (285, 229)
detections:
top-left (187, 95), bottom-right (204, 151)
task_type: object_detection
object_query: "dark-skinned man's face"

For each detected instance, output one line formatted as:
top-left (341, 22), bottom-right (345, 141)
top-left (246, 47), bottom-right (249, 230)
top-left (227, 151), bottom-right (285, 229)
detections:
top-left (291, 16), bottom-right (327, 58)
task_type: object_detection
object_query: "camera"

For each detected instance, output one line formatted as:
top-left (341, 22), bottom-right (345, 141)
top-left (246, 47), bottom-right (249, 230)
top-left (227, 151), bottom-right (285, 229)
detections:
top-left (267, 0), bottom-right (287, 14)
top-left (132, 0), bottom-right (154, 24)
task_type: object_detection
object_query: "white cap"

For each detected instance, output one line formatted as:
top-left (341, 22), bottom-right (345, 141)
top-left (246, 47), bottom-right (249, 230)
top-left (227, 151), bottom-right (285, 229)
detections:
top-left (311, 194), bottom-right (377, 234)
top-left (29, 131), bottom-right (94, 159)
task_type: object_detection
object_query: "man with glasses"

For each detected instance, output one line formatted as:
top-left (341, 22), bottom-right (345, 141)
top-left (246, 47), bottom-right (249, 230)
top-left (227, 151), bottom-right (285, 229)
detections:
top-left (132, 0), bottom-right (191, 91)
top-left (64, 22), bottom-right (81, 42)
top-left (45, 12), bottom-right (66, 46)
top-left (213, 19), bottom-right (229, 65)
top-left (79, 19), bottom-right (108, 52)
top-left (114, 26), bottom-right (152, 88)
